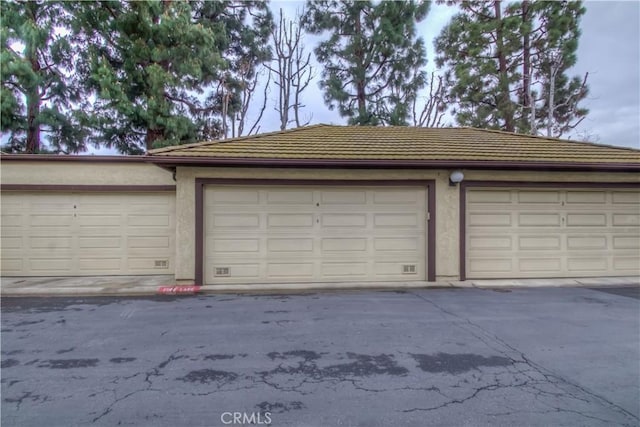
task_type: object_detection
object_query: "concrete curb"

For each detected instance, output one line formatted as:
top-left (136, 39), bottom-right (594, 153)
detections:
top-left (1, 276), bottom-right (638, 297)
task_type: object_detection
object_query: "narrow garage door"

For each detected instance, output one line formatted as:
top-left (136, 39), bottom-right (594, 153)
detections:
top-left (204, 186), bottom-right (427, 284)
top-left (1, 192), bottom-right (175, 276)
top-left (466, 188), bottom-right (640, 279)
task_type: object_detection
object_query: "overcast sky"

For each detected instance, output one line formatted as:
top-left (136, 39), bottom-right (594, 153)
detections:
top-left (259, 0), bottom-right (640, 149)
top-left (90, 0), bottom-right (639, 154)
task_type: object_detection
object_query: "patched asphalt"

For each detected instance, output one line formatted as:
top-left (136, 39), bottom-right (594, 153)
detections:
top-left (1, 286), bottom-right (639, 426)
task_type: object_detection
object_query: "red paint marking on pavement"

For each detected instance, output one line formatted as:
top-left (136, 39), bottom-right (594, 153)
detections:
top-left (157, 286), bottom-right (201, 295)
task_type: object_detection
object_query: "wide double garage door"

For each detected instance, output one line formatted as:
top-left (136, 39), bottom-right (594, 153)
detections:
top-left (465, 187), bottom-right (640, 279)
top-left (203, 185), bottom-right (428, 284)
top-left (1, 192), bottom-right (175, 276)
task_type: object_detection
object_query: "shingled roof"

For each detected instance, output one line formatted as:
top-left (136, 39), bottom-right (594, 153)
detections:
top-left (149, 124), bottom-right (639, 163)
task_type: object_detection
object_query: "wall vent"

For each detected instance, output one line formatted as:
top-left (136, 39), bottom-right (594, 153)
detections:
top-left (215, 267), bottom-right (230, 277)
top-left (402, 264), bottom-right (417, 274)
top-left (154, 260), bottom-right (168, 269)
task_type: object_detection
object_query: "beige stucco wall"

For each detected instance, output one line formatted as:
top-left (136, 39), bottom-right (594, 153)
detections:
top-left (0, 161), bottom-right (175, 186)
top-left (174, 166), bottom-right (639, 283)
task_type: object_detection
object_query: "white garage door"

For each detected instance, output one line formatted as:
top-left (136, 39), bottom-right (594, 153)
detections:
top-left (466, 188), bottom-right (640, 279)
top-left (204, 185), bottom-right (427, 284)
top-left (1, 192), bottom-right (175, 276)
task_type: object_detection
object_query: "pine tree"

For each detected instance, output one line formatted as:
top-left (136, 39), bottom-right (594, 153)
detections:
top-left (71, 1), bottom-right (272, 153)
top-left (436, 0), bottom-right (588, 137)
top-left (304, 0), bottom-right (430, 126)
top-left (1, 0), bottom-right (87, 153)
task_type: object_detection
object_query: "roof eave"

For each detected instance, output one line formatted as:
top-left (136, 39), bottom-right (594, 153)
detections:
top-left (148, 156), bottom-right (640, 172)
top-left (0, 154), bottom-right (148, 163)
top-left (2, 154), bottom-right (637, 172)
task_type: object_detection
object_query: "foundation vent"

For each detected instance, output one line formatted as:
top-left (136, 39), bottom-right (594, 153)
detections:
top-left (215, 267), bottom-right (230, 277)
top-left (154, 260), bottom-right (169, 269)
top-left (402, 264), bottom-right (417, 274)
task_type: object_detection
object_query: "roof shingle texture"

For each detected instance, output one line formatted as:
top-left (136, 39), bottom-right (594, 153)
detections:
top-left (149, 124), bottom-right (640, 164)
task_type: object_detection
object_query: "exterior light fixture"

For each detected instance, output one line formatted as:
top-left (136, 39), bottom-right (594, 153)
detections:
top-left (449, 170), bottom-right (464, 186)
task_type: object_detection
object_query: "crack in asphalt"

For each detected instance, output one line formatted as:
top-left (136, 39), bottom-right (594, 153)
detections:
top-left (406, 290), bottom-right (639, 423)
top-left (90, 350), bottom-right (185, 423)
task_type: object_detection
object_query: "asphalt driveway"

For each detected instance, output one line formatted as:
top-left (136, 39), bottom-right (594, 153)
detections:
top-left (2, 286), bottom-right (639, 426)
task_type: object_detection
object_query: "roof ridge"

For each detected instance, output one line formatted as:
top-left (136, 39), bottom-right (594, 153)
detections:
top-left (148, 123), bottom-right (330, 154)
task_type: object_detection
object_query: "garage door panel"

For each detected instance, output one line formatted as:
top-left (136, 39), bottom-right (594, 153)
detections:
top-left (267, 262), bottom-right (314, 278)
top-left (519, 258), bottom-right (562, 272)
top-left (210, 238), bottom-right (260, 253)
top-left (612, 213), bottom-right (639, 226)
top-left (210, 188), bottom-right (260, 204)
top-left (469, 213), bottom-right (511, 226)
top-left (1, 259), bottom-right (23, 273)
top-left (267, 238), bottom-right (313, 252)
top-left (1, 192), bottom-right (175, 276)
top-left (374, 237), bottom-right (419, 252)
top-left (1, 214), bottom-right (23, 227)
top-left (468, 190), bottom-right (512, 203)
top-left (322, 262), bottom-right (368, 278)
top-left (78, 258), bottom-right (122, 272)
top-left (567, 236), bottom-right (607, 250)
top-left (268, 213), bottom-right (314, 227)
top-left (566, 213), bottom-right (606, 227)
top-left (467, 188), bottom-right (640, 279)
top-left (469, 236), bottom-right (512, 250)
top-left (30, 236), bottom-right (73, 249)
top-left (565, 191), bottom-right (607, 204)
top-left (613, 236), bottom-right (640, 249)
top-left (468, 258), bottom-right (513, 273)
top-left (519, 235), bottom-right (561, 250)
top-left (567, 257), bottom-right (608, 272)
top-left (613, 256), bottom-right (640, 271)
top-left (519, 213), bottom-right (560, 226)
top-left (78, 236), bottom-right (121, 249)
top-left (518, 191), bottom-right (560, 204)
top-left (374, 213), bottom-right (419, 228)
top-left (128, 236), bottom-right (172, 249)
top-left (321, 213), bottom-right (366, 227)
top-left (205, 185), bottom-right (427, 284)
top-left (78, 214), bottom-right (120, 227)
top-left (30, 214), bottom-right (73, 227)
top-left (266, 190), bottom-right (312, 205)
top-left (612, 192), bottom-right (640, 204)
top-left (29, 258), bottom-right (74, 272)
top-left (321, 190), bottom-right (367, 204)
top-left (373, 190), bottom-right (420, 204)
top-left (128, 214), bottom-right (170, 227)
top-left (2, 236), bottom-right (23, 249)
top-left (321, 237), bottom-right (367, 252)
top-left (211, 214), bottom-right (259, 228)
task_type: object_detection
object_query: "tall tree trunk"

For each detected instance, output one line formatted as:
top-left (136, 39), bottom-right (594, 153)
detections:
top-left (25, 80), bottom-right (41, 153)
top-left (522, 0), bottom-right (532, 133)
top-left (547, 65), bottom-right (556, 138)
top-left (354, 6), bottom-right (367, 121)
top-left (494, 0), bottom-right (515, 132)
top-left (25, 3), bottom-right (41, 153)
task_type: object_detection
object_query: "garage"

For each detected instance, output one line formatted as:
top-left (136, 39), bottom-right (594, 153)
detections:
top-left (200, 183), bottom-right (433, 284)
top-left (1, 191), bottom-right (175, 276)
top-left (464, 185), bottom-right (640, 279)
top-left (2, 125), bottom-right (638, 288)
